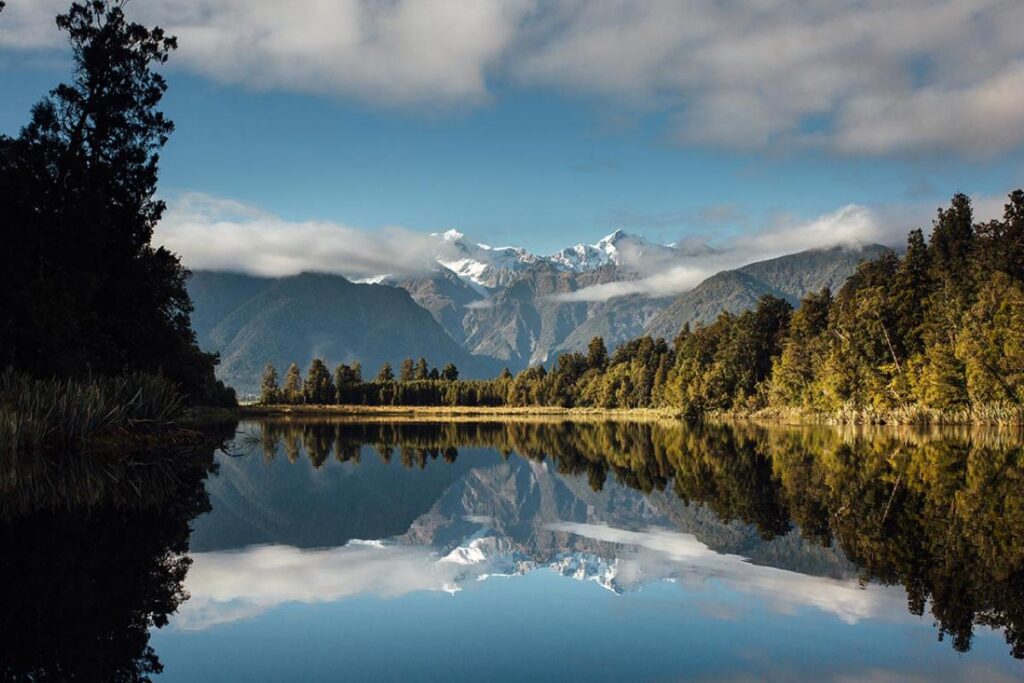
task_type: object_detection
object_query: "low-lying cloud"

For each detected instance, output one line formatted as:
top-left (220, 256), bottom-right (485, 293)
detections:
top-left (553, 204), bottom-right (887, 303)
top-left (156, 193), bottom-right (439, 278)
top-left (3, 0), bottom-right (1024, 156)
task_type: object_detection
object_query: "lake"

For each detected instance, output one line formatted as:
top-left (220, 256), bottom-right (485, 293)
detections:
top-left (3, 418), bottom-right (1023, 681)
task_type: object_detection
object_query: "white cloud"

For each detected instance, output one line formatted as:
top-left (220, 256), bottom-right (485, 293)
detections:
top-left (546, 522), bottom-right (907, 625)
top-left (173, 542), bottom-right (466, 630)
top-left (511, 0), bottom-right (1024, 156)
top-left (4, 0), bottom-right (1024, 155)
top-left (1, 0), bottom-right (530, 106)
top-left (177, 524), bottom-right (907, 632)
top-left (155, 193), bottom-right (439, 278)
top-left (554, 204), bottom-right (885, 302)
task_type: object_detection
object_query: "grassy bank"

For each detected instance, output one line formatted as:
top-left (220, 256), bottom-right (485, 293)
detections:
top-left (0, 370), bottom-right (238, 517)
top-left (239, 401), bottom-right (1024, 426)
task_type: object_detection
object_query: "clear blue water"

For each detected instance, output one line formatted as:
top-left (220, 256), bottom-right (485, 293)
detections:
top-left (141, 419), bottom-right (1024, 682)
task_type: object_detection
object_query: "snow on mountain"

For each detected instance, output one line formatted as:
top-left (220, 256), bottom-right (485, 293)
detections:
top-left (549, 229), bottom-right (641, 271)
top-left (431, 228), bottom-right (687, 288)
top-left (433, 229), bottom-right (543, 289)
top-left (437, 533), bottom-right (622, 593)
top-left (549, 553), bottom-right (623, 594)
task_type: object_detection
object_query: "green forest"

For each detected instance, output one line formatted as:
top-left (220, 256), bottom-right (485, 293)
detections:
top-left (263, 191), bottom-right (1024, 424)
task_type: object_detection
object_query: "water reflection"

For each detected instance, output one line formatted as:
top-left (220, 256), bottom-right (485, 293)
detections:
top-left (177, 524), bottom-right (907, 633)
top-left (0, 421), bottom-right (234, 682)
top-left (194, 418), bottom-right (1024, 661)
top-left (3, 417), bottom-right (1023, 681)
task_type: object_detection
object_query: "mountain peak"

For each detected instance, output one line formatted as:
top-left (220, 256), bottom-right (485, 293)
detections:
top-left (437, 229), bottom-right (465, 242)
top-left (597, 229), bottom-right (628, 244)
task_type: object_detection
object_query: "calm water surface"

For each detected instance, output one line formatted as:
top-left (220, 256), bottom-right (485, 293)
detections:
top-left (4, 419), bottom-right (1023, 681)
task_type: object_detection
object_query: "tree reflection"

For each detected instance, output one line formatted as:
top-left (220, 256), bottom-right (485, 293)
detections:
top-left (248, 417), bottom-right (1024, 658)
top-left (0, 421), bottom-right (235, 682)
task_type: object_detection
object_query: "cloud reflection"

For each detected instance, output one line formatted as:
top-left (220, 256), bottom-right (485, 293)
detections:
top-left (546, 522), bottom-right (905, 625)
top-left (175, 542), bottom-right (464, 630)
top-left (175, 522), bottom-right (914, 632)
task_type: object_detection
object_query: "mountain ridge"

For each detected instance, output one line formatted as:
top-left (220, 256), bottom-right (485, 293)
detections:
top-left (187, 236), bottom-right (890, 392)
top-left (188, 271), bottom-right (501, 395)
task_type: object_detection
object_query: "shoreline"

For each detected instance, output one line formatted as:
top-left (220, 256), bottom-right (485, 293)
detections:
top-left (237, 404), bottom-right (683, 421)
top-left (228, 403), bottom-right (1024, 427)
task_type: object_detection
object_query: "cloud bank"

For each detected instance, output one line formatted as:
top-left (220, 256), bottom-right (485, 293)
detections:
top-left (553, 204), bottom-right (887, 302)
top-left (546, 522), bottom-right (908, 626)
top-left (173, 542), bottom-right (465, 630)
top-left (175, 525), bottom-right (911, 632)
top-left (3, 0), bottom-right (1024, 155)
top-left (156, 193), bottom-right (439, 278)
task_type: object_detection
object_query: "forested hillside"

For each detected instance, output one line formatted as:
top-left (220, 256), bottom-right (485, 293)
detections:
top-left (189, 272), bottom-right (500, 395)
top-left (262, 192), bottom-right (1024, 424)
top-left (643, 244), bottom-right (888, 339)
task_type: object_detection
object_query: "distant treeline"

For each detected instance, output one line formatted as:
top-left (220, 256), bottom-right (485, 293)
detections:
top-left (262, 191), bottom-right (1024, 423)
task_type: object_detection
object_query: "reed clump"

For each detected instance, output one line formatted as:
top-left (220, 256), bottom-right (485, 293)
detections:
top-left (0, 368), bottom-right (190, 462)
top-left (0, 369), bottom-right (234, 518)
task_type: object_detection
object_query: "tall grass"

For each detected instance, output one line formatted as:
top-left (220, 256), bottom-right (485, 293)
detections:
top-left (0, 368), bottom-right (184, 461)
top-left (0, 369), bottom-right (229, 518)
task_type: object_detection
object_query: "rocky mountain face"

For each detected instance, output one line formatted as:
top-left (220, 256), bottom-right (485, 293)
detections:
top-left (387, 268), bottom-right (484, 345)
top-left (188, 229), bottom-right (888, 391)
top-left (459, 262), bottom-right (625, 366)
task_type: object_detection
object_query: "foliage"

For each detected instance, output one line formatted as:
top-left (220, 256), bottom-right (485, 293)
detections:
top-left (260, 363), bottom-right (280, 404)
top-left (0, 1), bottom-right (230, 405)
top-left (303, 359), bottom-right (334, 404)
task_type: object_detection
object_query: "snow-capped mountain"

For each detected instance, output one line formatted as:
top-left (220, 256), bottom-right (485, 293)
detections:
top-left (433, 229), bottom-right (542, 289)
top-left (548, 229), bottom-right (678, 272)
top-left (432, 228), bottom-right (678, 288)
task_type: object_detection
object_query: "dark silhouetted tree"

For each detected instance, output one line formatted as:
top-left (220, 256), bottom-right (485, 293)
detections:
top-left (441, 363), bottom-right (459, 381)
top-left (0, 1), bottom-right (229, 404)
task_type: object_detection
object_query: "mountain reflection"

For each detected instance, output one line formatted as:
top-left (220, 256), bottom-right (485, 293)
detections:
top-left (200, 418), bottom-right (1024, 660)
top-left (177, 524), bottom-right (909, 632)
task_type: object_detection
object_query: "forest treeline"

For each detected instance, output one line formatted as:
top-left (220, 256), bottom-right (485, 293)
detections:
top-left (262, 190), bottom-right (1024, 424)
top-left (249, 418), bottom-right (1024, 658)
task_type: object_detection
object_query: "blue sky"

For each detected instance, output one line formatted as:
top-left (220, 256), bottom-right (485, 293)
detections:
top-left (2, 1), bottom-right (1023, 259)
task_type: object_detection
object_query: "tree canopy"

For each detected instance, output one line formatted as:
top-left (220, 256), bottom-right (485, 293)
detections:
top-left (0, 1), bottom-right (231, 405)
